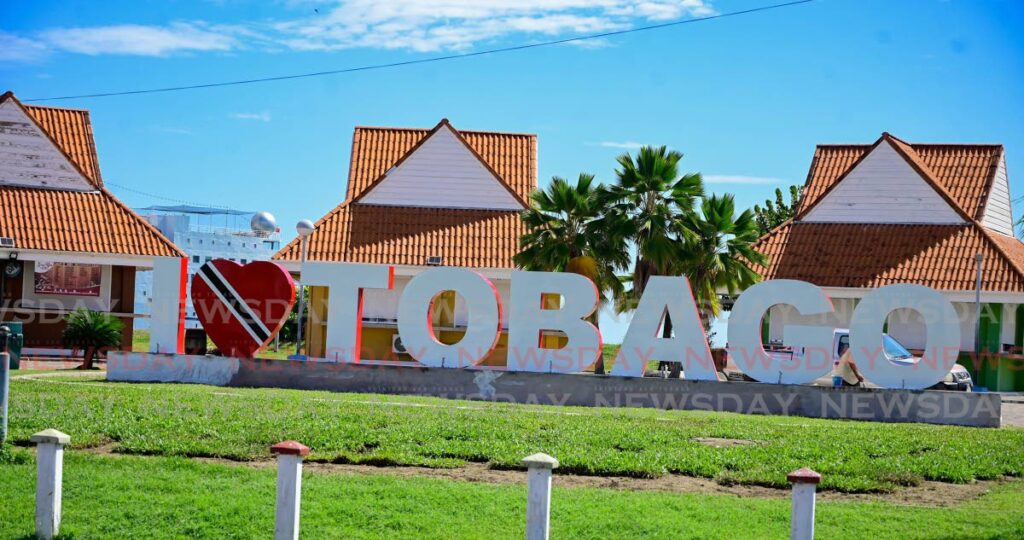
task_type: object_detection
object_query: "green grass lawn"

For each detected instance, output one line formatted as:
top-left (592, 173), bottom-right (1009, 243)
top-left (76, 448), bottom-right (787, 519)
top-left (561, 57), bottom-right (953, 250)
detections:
top-left (1, 451), bottom-right (1023, 539)
top-left (8, 374), bottom-right (1024, 493)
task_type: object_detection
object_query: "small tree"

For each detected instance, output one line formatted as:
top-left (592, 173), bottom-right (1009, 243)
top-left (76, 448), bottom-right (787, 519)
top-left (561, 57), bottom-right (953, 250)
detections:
top-left (62, 308), bottom-right (124, 369)
top-left (753, 185), bottom-right (802, 236)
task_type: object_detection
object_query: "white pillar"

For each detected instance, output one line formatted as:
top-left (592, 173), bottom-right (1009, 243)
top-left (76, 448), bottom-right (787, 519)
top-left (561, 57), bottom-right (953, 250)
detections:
top-left (271, 440), bottom-right (310, 540)
top-left (788, 467), bottom-right (822, 540)
top-left (522, 453), bottom-right (559, 540)
top-left (31, 429), bottom-right (70, 540)
top-left (150, 256), bottom-right (187, 355)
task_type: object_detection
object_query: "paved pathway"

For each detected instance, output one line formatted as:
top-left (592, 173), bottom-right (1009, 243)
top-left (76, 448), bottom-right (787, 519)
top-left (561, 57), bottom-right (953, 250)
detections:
top-left (1002, 399), bottom-right (1024, 427)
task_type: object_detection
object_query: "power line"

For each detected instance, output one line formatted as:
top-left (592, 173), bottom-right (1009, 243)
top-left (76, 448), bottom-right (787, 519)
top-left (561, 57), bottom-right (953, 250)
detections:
top-left (25, 0), bottom-right (816, 103)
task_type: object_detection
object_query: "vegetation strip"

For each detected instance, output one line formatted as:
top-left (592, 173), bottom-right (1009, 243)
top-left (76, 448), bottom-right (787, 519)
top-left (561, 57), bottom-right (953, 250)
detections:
top-left (8, 373), bottom-right (1024, 493)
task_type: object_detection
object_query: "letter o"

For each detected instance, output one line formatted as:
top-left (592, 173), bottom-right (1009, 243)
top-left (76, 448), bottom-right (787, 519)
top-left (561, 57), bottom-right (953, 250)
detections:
top-left (397, 268), bottom-right (502, 368)
top-left (849, 284), bottom-right (960, 389)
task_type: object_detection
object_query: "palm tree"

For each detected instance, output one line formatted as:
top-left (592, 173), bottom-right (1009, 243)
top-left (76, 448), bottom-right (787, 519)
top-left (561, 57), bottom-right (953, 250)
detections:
top-left (679, 194), bottom-right (767, 328)
top-left (515, 173), bottom-right (629, 374)
top-left (62, 308), bottom-right (124, 370)
top-left (604, 145), bottom-right (704, 323)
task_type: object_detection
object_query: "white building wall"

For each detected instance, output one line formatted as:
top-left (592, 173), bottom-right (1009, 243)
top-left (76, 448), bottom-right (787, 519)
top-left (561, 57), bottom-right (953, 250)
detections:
top-left (765, 295), bottom-right (1000, 354)
top-left (767, 298), bottom-right (857, 344)
top-left (802, 142), bottom-right (964, 224)
top-left (885, 308), bottom-right (926, 350)
top-left (358, 126), bottom-right (523, 210)
top-left (362, 274), bottom-right (512, 329)
top-left (981, 155), bottom-right (1014, 236)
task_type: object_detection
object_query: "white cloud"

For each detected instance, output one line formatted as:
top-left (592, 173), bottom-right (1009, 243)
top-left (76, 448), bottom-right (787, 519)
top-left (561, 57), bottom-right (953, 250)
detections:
top-left (230, 112), bottom-right (272, 122)
top-left (0, 32), bottom-right (48, 62)
top-left (703, 175), bottom-right (784, 185)
top-left (3, 1), bottom-right (716, 60)
top-left (593, 141), bottom-right (646, 149)
top-left (39, 22), bottom-right (238, 56)
top-left (154, 126), bottom-right (193, 135)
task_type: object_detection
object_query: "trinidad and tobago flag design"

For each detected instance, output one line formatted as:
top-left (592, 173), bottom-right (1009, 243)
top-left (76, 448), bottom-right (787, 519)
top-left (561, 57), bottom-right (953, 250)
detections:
top-left (190, 259), bottom-right (295, 358)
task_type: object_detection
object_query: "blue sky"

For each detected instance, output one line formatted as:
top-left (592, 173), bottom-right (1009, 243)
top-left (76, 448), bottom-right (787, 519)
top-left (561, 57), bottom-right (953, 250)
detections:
top-left (3, 0), bottom-right (1024, 342)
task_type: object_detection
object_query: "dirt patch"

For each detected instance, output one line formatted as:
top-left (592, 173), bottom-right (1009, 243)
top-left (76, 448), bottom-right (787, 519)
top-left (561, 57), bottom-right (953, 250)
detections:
top-left (692, 437), bottom-right (757, 448)
top-left (25, 443), bottom-right (1003, 507)
top-left (187, 454), bottom-right (999, 507)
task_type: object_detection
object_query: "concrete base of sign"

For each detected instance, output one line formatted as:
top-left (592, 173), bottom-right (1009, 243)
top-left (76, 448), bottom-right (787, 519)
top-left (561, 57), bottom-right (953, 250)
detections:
top-left (106, 353), bottom-right (1002, 428)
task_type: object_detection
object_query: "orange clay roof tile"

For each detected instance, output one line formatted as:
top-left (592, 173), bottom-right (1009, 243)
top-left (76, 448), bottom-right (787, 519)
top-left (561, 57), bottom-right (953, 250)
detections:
top-left (754, 222), bottom-right (1024, 292)
top-left (275, 121), bottom-right (536, 267)
top-left (23, 104), bottom-right (103, 187)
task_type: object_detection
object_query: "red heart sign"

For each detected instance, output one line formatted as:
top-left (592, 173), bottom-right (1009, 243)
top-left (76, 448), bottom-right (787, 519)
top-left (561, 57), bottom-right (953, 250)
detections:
top-left (191, 260), bottom-right (296, 358)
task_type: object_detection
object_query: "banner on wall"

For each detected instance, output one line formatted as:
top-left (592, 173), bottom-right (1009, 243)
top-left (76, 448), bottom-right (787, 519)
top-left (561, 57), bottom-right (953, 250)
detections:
top-left (33, 262), bottom-right (102, 297)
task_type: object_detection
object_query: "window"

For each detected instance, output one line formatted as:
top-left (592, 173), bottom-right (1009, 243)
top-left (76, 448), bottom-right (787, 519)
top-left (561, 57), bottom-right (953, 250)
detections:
top-left (837, 335), bottom-right (849, 357)
top-left (192, 255), bottom-right (200, 263)
top-left (205, 257), bottom-right (212, 263)
top-left (240, 259), bottom-right (247, 264)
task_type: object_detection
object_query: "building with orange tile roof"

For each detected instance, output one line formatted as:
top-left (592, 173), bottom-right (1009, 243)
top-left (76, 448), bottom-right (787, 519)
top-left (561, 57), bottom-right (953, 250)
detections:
top-left (274, 119), bottom-right (536, 362)
top-left (754, 133), bottom-right (1024, 390)
top-left (0, 91), bottom-right (184, 354)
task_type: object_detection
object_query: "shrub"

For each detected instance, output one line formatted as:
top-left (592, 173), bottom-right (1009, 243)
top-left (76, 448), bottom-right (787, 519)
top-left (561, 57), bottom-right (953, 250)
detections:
top-left (62, 308), bottom-right (124, 370)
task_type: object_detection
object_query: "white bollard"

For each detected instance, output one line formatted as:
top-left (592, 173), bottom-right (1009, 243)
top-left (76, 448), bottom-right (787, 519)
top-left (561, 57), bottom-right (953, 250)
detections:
top-left (31, 429), bottom-right (70, 540)
top-left (788, 467), bottom-right (822, 540)
top-left (522, 453), bottom-right (559, 540)
top-left (271, 440), bottom-right (310, 540)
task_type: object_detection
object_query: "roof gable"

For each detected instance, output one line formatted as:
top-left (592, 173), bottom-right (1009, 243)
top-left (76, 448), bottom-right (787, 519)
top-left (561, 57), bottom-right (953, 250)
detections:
top-left (355, 120), bottom-right (525, 210)
top-left (756, 133), bottom-right (1024, 293)
top-left (0, 94), bottom-right (96, 192)
top-left (344, 122), bottom-right (536, 203)
top-left (801, 137), bottom-right (965, 224)
top-left (796, 135), bottom-right (1004, 221)
top-left (274, 120), bottom-right (537, 266)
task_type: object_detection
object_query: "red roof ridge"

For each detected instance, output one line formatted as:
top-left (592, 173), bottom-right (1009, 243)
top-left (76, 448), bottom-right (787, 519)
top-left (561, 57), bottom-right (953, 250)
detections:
top-left (353, 123), bottom-right (537, 138)
top-left (21, 102), bottom-right (93, 113)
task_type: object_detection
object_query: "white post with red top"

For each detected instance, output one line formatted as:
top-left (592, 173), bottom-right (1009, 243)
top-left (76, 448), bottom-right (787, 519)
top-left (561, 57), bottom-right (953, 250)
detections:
top-left (522, 453), bottom-right (559, 540)
top-left (788, 467), bottom-right (822, 540)
top-left (32, 429), bottom-right (70, 540)
top-left (271, 440), bottom-right (309, 540)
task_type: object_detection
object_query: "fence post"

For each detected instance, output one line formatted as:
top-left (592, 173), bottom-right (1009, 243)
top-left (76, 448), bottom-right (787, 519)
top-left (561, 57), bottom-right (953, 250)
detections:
top-left (271, 440), bottom-right (309, 540)
top-left (788, 467), bottom-right (821, 540)
top-left (522, 453), bottom-right (559, 540)
top-left (31, 429), bottom-right (70, 540)
top-left (1, 352), bottom-right (9, 444)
